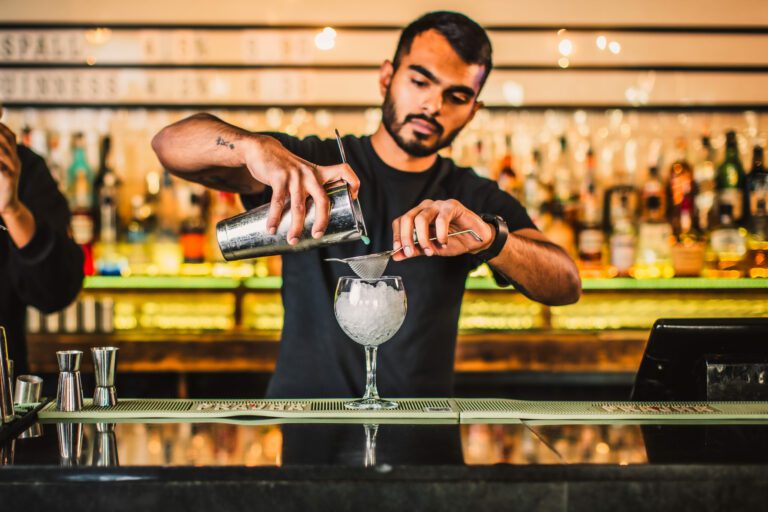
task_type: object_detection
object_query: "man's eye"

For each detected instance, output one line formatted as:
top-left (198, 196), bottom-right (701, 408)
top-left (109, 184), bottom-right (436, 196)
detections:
top-left (411, 79), bottom-right (428, 88)
top-left (449, 95), bottom-right (469, 104)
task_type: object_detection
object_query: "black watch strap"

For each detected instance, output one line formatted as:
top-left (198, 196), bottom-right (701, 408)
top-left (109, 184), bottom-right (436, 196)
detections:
top-left (475, 214), bottom-right (509, 262)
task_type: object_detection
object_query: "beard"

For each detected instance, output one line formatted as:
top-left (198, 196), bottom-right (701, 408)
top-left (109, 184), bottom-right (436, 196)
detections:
top-left (381, 87), bottom-right (466, 158)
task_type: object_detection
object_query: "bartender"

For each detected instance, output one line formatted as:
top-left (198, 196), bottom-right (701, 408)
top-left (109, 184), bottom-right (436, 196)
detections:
top-left (0, 112), bottom-right (85, 375)
top-left (152, 11), bottom-right (581, 398)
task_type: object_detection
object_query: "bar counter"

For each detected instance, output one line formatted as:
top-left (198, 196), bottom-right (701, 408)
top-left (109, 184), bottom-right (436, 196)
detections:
top-left (2, 399), bottom-right (768, 511)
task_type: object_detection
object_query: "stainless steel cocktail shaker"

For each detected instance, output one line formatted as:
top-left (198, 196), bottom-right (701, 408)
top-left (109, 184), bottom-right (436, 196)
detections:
top-left (216, 179), bottom-right (367, 260)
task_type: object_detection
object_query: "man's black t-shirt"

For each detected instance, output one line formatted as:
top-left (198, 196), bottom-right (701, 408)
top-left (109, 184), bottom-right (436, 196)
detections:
top-left (242, 134), bottom-right (535, 399)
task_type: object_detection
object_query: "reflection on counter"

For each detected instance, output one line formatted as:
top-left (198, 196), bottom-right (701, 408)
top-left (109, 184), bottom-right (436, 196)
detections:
top-left (11, 421), bottom-right (768, 467)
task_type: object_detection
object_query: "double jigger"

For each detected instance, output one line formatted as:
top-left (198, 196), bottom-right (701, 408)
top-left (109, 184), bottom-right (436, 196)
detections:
top-left (56, 347), bottom-right (119, 411)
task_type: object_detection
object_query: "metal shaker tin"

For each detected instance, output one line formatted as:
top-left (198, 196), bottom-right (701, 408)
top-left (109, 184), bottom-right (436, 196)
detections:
top-left (216, 180), bottom-right (367, 260)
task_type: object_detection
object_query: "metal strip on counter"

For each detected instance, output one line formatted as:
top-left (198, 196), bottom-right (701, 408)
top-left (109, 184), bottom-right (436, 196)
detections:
top-left (34, 398), bottom-right (768, 423)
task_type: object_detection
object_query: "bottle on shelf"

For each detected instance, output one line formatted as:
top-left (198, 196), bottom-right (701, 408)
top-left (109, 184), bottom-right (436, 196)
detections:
top-left (634, 169), bottom-right (674, 279)
top-left (67, 132), bottom-right (95, 276)
top-left (542, 199), bottom-right (577, 261)
top-left (125, 195), bottom-right (151, 275)
top-left (153, 169), bottom-right (183, 275)
top-left (553, 136), bottom-right (575, 221)
top-left (180, 189), bottom-right (208, 266)
top-left (576, 154), bottom-right (605, 278)
top-left (94, 163), bottom-right (126, 276)
top-left (671, 206), bottom-right (705, 277)
top-left (607, 191), bottom-right (637, 278)
top-left (522, 149), bottom-right (544, 228)
top-left (496, 134), bottom-right (520, 199)
top-left (715, 130), bottom-right (746, 225)
top-left (666, 137), bottom-right (696, 237)
top-left (746, 145), bottom-right (768, 277)
top-left (706, 203), bottom-right (747, 277)
top-left (693, 135), bottom-right (717, 233)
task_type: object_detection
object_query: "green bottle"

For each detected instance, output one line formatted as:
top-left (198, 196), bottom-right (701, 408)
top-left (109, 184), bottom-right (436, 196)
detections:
top-left (715, 130), bottom-right (746, 224)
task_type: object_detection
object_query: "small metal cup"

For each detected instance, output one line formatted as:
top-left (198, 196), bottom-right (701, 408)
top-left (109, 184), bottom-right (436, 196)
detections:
top-left (216, 180), bottom-right (367, 260)
top-left (56, 350), bottom-right (83, 412)
top-left (92, 347), bottom-right (118, 407)
top-left (14, 375), bottom-right (42, 405)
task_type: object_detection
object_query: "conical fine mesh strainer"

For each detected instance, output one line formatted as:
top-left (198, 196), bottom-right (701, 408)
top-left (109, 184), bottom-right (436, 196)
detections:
top-left (325, 229), bottom-right (483, 279)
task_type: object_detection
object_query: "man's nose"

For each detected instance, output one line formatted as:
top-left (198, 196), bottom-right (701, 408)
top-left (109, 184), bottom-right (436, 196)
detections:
top-left (421, 91), bottom-right (442, 117)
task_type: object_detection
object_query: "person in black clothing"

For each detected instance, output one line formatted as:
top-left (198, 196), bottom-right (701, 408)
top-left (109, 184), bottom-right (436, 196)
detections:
top-left (0, 114), bottom-right (84, 375)
top-left (152, 12), bottom-right (581, 398)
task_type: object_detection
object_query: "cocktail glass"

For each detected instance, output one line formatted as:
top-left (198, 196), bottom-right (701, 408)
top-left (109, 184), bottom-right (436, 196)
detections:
top-left (334, 276), bottom-right (406, 410)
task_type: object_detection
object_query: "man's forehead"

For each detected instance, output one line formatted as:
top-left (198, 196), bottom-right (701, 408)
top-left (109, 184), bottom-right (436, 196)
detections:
top-left (398, 30), bottom-right (485, 92)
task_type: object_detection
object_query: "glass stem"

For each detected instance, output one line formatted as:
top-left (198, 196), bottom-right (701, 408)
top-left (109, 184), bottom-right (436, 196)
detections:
top-left (362, 345), bottom-right (380, 401)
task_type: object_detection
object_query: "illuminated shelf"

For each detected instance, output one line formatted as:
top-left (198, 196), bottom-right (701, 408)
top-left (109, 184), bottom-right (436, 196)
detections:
top-left (83, 276), bottom-right (768, 292)
top-left (466, 277), bottom-right (768, 291)
top-left (84, 276), bottom-right (241, 290)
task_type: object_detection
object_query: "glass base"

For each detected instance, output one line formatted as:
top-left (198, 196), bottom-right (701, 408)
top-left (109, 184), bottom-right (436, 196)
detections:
top-left (344, 398), bottom-right (398, 410)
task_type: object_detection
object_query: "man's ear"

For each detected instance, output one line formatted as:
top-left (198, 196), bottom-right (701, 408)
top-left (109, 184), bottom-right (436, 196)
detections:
top-left (467, 100), bottom-right (484, 123)
top-left (379, 60), bottom-right (394, 97)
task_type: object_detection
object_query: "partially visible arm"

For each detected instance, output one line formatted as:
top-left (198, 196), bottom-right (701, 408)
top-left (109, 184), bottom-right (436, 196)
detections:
top-left (152, 112), bottom-right (360, 243)
top-left (485, 228), bottom-right (582, 306)
top-left (151, 112), bottom-right (267, 193)
top-left (0, 123), bottom-right (35, 247)
top-left (2, 141), bottom-right (84, 313)
top-left (392, 199), bottom-right (581, 307)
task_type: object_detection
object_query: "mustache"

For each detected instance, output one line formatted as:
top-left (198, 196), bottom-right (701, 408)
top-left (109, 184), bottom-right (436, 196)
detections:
top-left (404, 114), bottom-right (443, 134)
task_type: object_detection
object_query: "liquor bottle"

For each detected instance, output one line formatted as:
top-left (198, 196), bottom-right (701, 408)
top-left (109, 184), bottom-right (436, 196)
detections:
top-left (542, 200), bottom-right (576, 260)
top-left (576, 160), bottom-right (605, 277)
top-left (153, 170), bottom-right (183, 275)
top-left (67, 133), bottom-right (95, 276)
top-left (671, 205), bottom-right (705, 277)
top-left (554, 136), bottom-right (574, 220)
top-left (608, 192), bottom-right (637, 277)
top-left (180, 191), bottom-right (207, 264)
top-left (746, 145), bottom-right (768, 277)
top-left (94, 170), bottom-right (126, 276)
top-left (641, 166), bottom-right (666, 219)
top-left (746, 145), bottom-right (768, 224)
top-left (634, 193), bottom-right (674, 279)
top-left (666, 137), bottom-right (696, 237)
top-left (125, 195), bottom-right (150, 275)
top-left (716, 130), bottom-right (746, 225)
top-left (496, 134), bottom-right (520, 198)
top-left (707, 203), bottom-right (747, 277)
top-left (693, 135), bottom-right (717, 232)
top-left (522, 149), bottom-right (544, 228)
top-left (207, 191), bottom-right (238, 264)
top-left (92, 136), bottom-right (116, 237)
top-left (45, 130), bottom-right (67, 191)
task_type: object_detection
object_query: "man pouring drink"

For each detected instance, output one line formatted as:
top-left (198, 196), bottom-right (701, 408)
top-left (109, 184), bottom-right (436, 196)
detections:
top-left (152, 11), bottom-right (581, 400)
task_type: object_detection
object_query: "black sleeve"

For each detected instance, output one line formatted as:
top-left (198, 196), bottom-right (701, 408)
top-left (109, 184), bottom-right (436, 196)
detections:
top-left (7, 146), bottom-right (84, 313)
top-left (460, 173), bottom-right (538, 287)
top-left (239, 132), bottom-right (335, 210)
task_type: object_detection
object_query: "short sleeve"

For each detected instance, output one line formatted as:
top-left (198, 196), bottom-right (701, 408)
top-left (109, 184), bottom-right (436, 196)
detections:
top-left (457, 172), bottom-right (538, 286)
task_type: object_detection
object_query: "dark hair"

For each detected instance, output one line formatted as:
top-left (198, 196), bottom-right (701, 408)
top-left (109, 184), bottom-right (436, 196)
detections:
top-left (392, 11), bottom-right (493, 90)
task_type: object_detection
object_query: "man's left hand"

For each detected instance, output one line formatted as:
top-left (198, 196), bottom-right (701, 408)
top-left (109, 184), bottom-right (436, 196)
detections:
top-left (391, 199), bottom-right (495, 261)
top-left (0, 123), bottom-right (22, 216)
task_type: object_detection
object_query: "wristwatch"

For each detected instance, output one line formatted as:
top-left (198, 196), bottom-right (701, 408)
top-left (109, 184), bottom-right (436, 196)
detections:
top-left (475, 214), bottom-right (509, 262)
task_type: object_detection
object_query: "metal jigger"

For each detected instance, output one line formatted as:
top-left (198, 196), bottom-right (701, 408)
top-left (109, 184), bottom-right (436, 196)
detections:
top-left (56, 422), bottom-right (83, 466)
top-left (91, 347), bottom-right (118, 407)
top-left (92, 423), bottom-right (119, 467)
top-left (56, 350), bottom-right (84, 412)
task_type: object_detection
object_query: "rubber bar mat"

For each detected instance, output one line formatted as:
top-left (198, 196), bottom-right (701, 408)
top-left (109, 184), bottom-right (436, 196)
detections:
top-left (35, 398), bottom-right (768, 422)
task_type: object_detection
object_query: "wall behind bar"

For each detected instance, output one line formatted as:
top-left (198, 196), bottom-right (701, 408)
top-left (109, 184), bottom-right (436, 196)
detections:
top-left (3, 0), bottom-right (768, 26)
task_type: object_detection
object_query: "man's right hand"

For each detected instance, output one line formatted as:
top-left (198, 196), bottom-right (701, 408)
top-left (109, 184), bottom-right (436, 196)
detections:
top-left (246, 135), bottom-right (360, 245)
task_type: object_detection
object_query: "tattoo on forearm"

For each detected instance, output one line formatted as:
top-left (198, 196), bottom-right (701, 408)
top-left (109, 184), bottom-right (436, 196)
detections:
top-left (216, 136), bottom-right (235, 150)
